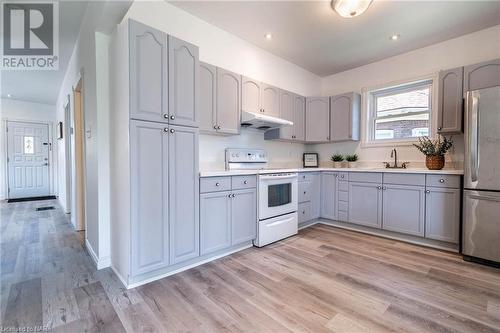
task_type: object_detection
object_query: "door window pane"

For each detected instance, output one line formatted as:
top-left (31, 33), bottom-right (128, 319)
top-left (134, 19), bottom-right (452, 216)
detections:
top-left (24, 136), bottom-right (34, 154)
top-left (268, 183), bottom-right (291, 207)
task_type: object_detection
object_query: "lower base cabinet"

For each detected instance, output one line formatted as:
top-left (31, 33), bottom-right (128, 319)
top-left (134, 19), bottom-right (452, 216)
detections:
top-left (382, 185), bottom-right (425, 236)
top-left (348, 181), bottom-right (382, 228)
top-left (425, 187), bottom-right (460, 243)
top-left (321, 173), bottom-right (338, 220)
top-left (200, 187), bottom-right (256, 255)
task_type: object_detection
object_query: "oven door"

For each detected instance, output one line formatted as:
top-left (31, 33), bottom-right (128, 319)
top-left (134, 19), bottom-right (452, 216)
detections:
top-left (259, 173), bottom-right (298, 220)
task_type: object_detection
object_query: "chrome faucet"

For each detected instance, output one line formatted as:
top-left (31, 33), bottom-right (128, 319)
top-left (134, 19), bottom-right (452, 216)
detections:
top-left (384, 148), bottom-right (409, 169)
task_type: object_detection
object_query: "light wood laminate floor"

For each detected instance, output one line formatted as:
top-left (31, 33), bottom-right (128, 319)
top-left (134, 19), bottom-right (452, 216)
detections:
top-left (2, 200), bottom-right (500, 332)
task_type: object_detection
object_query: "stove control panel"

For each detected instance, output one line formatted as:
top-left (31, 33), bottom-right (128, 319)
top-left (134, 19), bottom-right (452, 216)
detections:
top-left (225, 148), bottom-right (268, 164)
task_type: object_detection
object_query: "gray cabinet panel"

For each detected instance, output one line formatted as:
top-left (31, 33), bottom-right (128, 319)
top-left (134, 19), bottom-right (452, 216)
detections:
top-left (294, 95), bottom-right (306, 141)
top-left (261, 84), bottom-right (280, 117)
top-left (279, 90), bottom-right (294, 140)
top-left (231, 188), bottom-right (257, 245)
top-left (129, 21), bottom-right (167, 123)
top-left (382, 185), bottom-right (425, 236)
top-left (217, 68), bottom-right (241, 134)
top-left (321, 172), bottom-right (338, 220)
top-left (199, 62), bottom-right (217, 133)
top-left (330, 92), bottom-right (360, 141)
top-left (168, 36), bottom-right (199, 127)
top-left (306, 97), bottom-right (330, 142)
top-left (200, 191), bottom-right (231, 255)
top-left (169, 125), bottom-right (199, 264)
top-left (438, 67), bottom-right (463, 134)
top-left (310, 173), bottom-right (321, 219)
top-left (425, 187), bottom-right (460, 243)
top-left (242, 77), bottom-right (261, 114)
top-left (348, 181), bottom-right (382, 228)
top-left (130, 120), bottom-right (169, 276)
top-left (464, 58), bottom-right (500, 91)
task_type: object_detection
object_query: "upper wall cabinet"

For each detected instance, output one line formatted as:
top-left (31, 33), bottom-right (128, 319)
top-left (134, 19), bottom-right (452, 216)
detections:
top-left (199, 62), bottom-right (217, 133)
top-left (168, 36), bottom-right (199, 127)
top-left (264, 91), bottom-right (305, 142)
top-left (129, 21), bottom-right (168, 123)
top-left (293, 95), bottom-right (306, 141)
top-left (242, 77), bottom-right (262, 114)
top-left (464, 58), bottom-right (500, 92)
top-left (278, 90), bottom-right (294, 140)
top-left (437, 67), bottom-right (463, 134)
top-left (261, 84), bottom-right (280, 117)
top-left (305, 97), bottom-right (330, 142)
top-left (330, 92), bottom-right (360, 142)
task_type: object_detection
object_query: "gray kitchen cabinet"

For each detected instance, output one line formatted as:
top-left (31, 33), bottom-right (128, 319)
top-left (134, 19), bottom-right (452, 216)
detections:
top-left (348, 181), bottom-right (382, 228)
top-left (437, 67), bottom-right (463, 134)
top-left (310, 173), bottom-right (321, 219)
top-left (130, 120), bottom-right (170, 276)
top-left (199, 62), bottom-right (217, 133)
top-left (217, 68), bottom-right (241, 134)
top-left (242, 76), bottom-right (262, 114)
top-left (425, 187), bottom-right (460, 243)
top-left (231, 188), bottom-right (257, 244)
top-left (279, 90), bottom-right (295, 140)
top-left (264, 93), bottom-right (305, 142)
top-left (169, 125), bottom-right (200, 264)
top-left (463, 58), bottom-right (500, 91)
top-left (129, 21), bottom-right (168, 124)
top-left (200, 191), bottom-right (231, 255)
top-left (261, 83), bottom-right (280, 117)
top-left (168, 36), bottom-right (199, 127)
top-left (382, 185), bottom-right (425, 237)
top-left (321, 172), bottom-right (338, 220)
top-left (294, 95), bottom-right (306, 141)
top-left (330, 92), bottom-right (360, 141)
top-left (306, 97), bottom-right (330, 142)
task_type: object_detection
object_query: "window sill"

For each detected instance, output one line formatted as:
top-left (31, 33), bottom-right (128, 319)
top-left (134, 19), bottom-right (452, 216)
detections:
top-left (361, 139), bottom-right (420, 148)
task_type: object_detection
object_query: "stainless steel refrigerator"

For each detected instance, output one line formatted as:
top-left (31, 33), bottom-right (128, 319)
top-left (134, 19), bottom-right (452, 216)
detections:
top-left (463, 85), bottom-right (500, 266)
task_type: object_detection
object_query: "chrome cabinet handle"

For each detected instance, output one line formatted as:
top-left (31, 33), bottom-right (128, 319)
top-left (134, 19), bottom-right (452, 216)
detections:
top-left (426, 190), bottom-right (431, 193)
top-left (341, 175), bottom-right (345, 178)
top-left (383, 186), bottom-right (387, 190)
top-left (303, 191), bottom-right (306, 194)
top-left (302, 210), bottom-right (305, 214)
top-left (213, 125), bottom-right (218, 129)
top-left (437, 127), bottom-right (442, 130)
top-left (228, 194), bottom-right (232, 198)
top-left (230, 194), bottom-right (236, 198)
top-left (217, 125), bottom-right (221, 130)
top-left (439, 179), bottom-right (445, 183)
top-left (164, 114), bottom-right (169, 119)
top-left (215, 182), bottom-right (220, 187)
top-left (164, 128), bottom-right (168, 132)
top-left (377, 186), bottom-right (382, 190)
top-left (243, 180), bottom-right (248, 184)
top-left (170, 129), bottom-right (175, 133)
top-left (170, 115), bottom-right (175, 120)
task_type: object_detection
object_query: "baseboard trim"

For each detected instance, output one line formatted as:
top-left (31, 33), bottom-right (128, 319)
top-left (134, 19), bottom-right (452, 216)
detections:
top-left (85, 239), bottom-right (111, 270)
top-left (111, 265), bottom-right (129, 287)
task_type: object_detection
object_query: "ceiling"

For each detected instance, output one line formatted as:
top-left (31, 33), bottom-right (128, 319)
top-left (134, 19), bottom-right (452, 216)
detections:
top-left (171, 1), bottom-right (500, 77)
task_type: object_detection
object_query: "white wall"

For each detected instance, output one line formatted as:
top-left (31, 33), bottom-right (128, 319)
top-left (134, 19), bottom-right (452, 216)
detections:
top-left (0, 98), bottom-right (57, 199)
top-left (315, 24), bottom-right (500, 168)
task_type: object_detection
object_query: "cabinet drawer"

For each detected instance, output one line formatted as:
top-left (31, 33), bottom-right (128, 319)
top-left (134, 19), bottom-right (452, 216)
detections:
top-left (338, 180), bottom-right (349, 192)
top-left (298, 181), bottom-right (312, 203)
top-left (349, 172), bottom-right (382, 183)
top-left (426, 175), bottom-right (461, 188)
top-left (338, 191), bottom-right (349, 202)
top-left (384, 173), bottom-right (425, 186)
top-left (200, 177), bottom-right (231, 193)
top-left (299, 172), bottom-right (316, 182)
top-left (298, 202), bottom-right (312, 223)
top-left (338, 201), bottom-right (348, 212)
top-left (232, 175), bottom-right (256, 190)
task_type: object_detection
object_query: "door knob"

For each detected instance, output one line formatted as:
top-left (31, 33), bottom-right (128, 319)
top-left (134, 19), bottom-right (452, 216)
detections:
top-left (243, 180), bottom-right (248, 184)
top-left (170, 115), bottom-right (175, 120)
top-left (164, 114), bottom-right (169, 119)
top-left (217, 125), bottom-right (221, 130)
top-left (437, 127), bottom-right (442, 130)
top-left (215, 182), bottom-right (220, 187)
top-left (170, 129), bottom-right (175, 133)
top-left (439, 179), bottom-right (445, 183)
top-left (213, 125), bottom-right (218, 129)
top-left (425, 190), bottom-right (431, 193)
top-left (164, 128), bottom-right (168, 132)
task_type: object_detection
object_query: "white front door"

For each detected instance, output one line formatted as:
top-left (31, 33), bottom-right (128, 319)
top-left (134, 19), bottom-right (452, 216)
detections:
top-left (7, 121), bottom-right (50, 199)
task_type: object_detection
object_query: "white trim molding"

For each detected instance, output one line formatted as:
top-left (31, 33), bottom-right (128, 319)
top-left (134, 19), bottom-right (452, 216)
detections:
top-left (85, 239), bottom-right (111, 270)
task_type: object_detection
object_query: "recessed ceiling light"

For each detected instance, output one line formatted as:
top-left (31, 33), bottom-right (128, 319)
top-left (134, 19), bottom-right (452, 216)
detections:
top-left (7, 94), bottom-right (11, 98)
top-left (390, 34), bottom-right (400, 41)
top-left (265, 33), bottom-right (273, 40)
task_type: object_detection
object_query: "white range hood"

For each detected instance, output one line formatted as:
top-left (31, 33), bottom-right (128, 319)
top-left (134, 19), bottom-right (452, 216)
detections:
top-left (241, 111), bottom-right (293, 130)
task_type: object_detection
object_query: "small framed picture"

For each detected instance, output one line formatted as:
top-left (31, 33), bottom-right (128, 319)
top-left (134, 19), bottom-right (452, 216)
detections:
top-left (303, 153), bottom-right (319, 168)
top-left (57, 122), bottom-right (63, 139)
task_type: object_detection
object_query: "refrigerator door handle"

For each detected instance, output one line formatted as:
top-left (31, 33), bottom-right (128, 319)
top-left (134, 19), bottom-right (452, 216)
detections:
top-left (466, 91), bottom-right (479, 184)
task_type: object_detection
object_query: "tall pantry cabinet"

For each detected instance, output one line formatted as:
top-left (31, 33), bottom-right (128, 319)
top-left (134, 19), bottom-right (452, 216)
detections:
top-left (110, 19), bottom-right (199, 287)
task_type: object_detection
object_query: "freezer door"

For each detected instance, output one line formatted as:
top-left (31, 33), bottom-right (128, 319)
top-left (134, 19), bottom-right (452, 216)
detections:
top-left (464, 86), bottom-right (500, 191)
top-left (463, 190), bottom-right (500, 262)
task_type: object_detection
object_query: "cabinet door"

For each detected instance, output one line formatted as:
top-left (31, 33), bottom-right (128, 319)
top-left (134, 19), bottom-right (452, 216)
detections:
top-left (463, 58), bottom-right (500, 91)
top-left (217, 68), bottom-right (241, 134)
top-left (261, 84), bottom-right (280, 117)
top-left (330, 93), bottom-right (360, 141)
top-left (437, 67), bottom-right (463, 134)
top-left (130, 120), bottom-right (169, 276)
top-left (231, 188), bottom-right (257, 245)
top-left (425, 187), bottom-right (460, 243)
top-left (382, 185), bottom-right (425, 236)
top-left (321, 172), bottom-right (338, 220)
top-left (310, 173), bottom-right (321, 219)
top-left (200, 191), bottom-right (231, 255)
top-left (294, 95), bottom-right (306, 141)
top-left (348, 182), bottom-right (382, 228)
top-left (168, 36), bottom-right (199, 127)
top-left (129, 21), bottom-right (168, 123)
top-left (306, 97), bottom-right (330, 142)
top-left (279, 90), bottom-right (294, 140)
top-left (169, 125), bottom-right (199, 264)
top-left (242, 77), bottom-right (261, 114)
top-left (199, 62), bottom-right (217, 133)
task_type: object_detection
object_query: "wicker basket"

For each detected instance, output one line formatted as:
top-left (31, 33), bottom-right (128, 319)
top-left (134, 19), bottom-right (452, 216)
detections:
top-left (426, 155), bottom-right (445, 170)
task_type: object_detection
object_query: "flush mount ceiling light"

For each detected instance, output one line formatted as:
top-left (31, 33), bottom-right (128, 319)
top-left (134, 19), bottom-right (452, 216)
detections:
top-left (390, 33), bottom-right (400, 41)
top-left (7, 94), bottom-right (12, 98)
top-left (265, 33), bottom-right (273, 40)
top-left (331, 0), bottom-right (373, 18)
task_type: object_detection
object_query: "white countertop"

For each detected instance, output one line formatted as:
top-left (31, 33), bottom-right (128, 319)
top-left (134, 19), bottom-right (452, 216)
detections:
top-left (199, 167), bottom-right (464, 177)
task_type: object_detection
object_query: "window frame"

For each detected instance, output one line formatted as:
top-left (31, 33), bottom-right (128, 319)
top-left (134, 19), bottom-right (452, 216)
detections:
top-left (362, 76), bottom-right (438, 147)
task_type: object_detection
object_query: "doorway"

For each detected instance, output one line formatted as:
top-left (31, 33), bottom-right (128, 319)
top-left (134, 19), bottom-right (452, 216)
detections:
top-left (6, 121), bottom-right (50, 199)
top-left (73, 78), bottom-right (86, 231)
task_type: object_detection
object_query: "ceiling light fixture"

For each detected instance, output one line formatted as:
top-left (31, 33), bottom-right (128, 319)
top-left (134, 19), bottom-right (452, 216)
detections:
top-left (265, 33), bottom-right (273, 40)
top-left (7, 94), bottom-right (11, 98)
top-left (390, 34), bottom-right (400, 41)
top-left (331, 0), bottom-right (373, 18)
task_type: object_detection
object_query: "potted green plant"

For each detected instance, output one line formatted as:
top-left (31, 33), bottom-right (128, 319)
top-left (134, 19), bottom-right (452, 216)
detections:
top-left (413, 136), bottom-right (453, 170)
top-left (330, 154), bottom-right (344, 168)
top-left (345, 154), bottom-right (358, 168)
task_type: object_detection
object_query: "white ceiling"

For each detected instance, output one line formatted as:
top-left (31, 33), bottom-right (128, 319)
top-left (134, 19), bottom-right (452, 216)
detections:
top-left (171, 1), bottom-right (500, 77)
